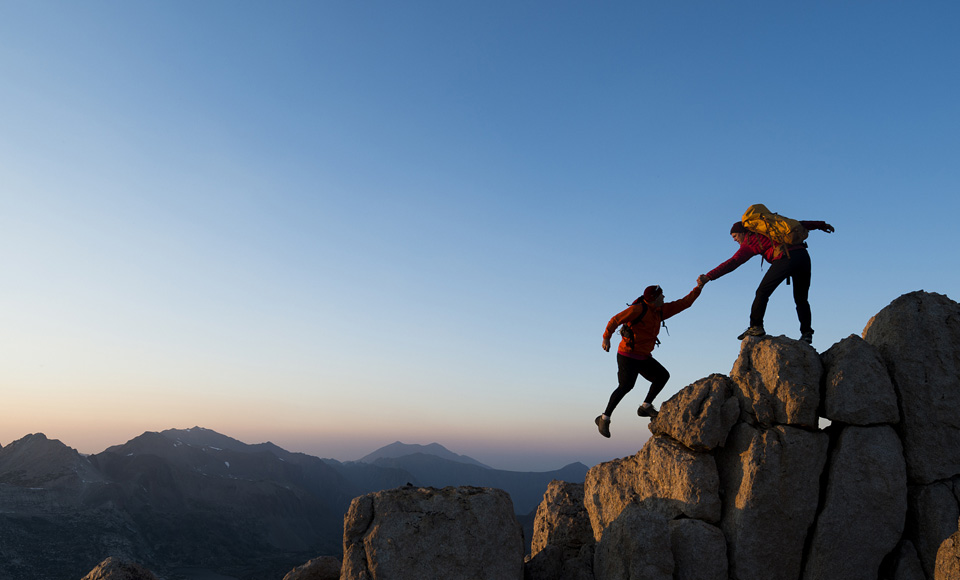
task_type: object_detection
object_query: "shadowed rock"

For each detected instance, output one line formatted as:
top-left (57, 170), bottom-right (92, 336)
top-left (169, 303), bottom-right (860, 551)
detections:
top-left (802, 425), bottom-right (907, 580)
top-left (530, 480), bottom-right (594, 559)
top-left (821, 334), bottom-right (899, 425)
top-left (718, 423), bottom-right (828, 580)
top-left (340, 485), bottom-right (524, 580)
top-left (862, 290), bottom-right (960, 484)
top-left (907, 478), bottom-right (960, 578)
top-left (669, 518), bottom-right (727, 580)
top-left (526, 481), bottom-right (595, 580)
top-left (593, 503), bottom-right (672, 580)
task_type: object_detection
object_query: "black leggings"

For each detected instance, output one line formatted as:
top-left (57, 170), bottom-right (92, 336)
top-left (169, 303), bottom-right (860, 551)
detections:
top-left (604, 354), bottom-right (670, 416)
top-left (750, 247), bottom-right (812, 334)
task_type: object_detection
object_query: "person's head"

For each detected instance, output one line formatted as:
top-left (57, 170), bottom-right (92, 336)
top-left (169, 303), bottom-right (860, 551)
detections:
top-left (730, 221), bottom-right (748, 244)
top-left (642, 284), bottom-right (664, 307)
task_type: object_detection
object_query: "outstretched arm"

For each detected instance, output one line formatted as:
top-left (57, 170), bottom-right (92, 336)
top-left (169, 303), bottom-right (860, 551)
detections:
top-left (662, 284), bottom-right (703, 320)
top-left (802, 220), bottom-right (835, 233)
top-left (701, 244), bottom-right (756, 283)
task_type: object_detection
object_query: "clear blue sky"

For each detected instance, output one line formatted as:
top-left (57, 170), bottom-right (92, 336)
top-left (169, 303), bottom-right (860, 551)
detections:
top-left (2, 2), bottom-right (958, 471)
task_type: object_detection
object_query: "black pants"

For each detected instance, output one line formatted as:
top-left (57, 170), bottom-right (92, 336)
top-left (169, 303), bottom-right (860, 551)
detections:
top-left (750, 247), bottom-right (812, 334)
top-left (603, 354), bottom-right (670, 416)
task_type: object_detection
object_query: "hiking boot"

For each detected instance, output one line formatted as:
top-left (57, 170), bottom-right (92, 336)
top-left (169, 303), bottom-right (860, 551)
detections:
top-left (737, 326), bottom-right (766, 340)
top-left (595, 415), bottom-right (611, 438)
top-left (800, 331), bottom-right (813, 344)
top-left (637, 402), bottom-right (659, 418)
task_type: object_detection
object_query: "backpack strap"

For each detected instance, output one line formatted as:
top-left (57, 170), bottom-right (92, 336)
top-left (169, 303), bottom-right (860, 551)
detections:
top-left (619, 300), bottom-right (663, 348)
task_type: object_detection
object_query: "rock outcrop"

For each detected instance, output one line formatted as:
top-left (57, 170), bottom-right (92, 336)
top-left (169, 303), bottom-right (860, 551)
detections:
top-left (719, 422), bottom-right (828, 580)
top-left (801, 425), bottom-right (907, 580)
top-left (80, 557), bottom-right (158, 580)
top-left (821, 334), bottom-right (900, 425)
top-left (526, 481), bottom-right (595, 580)
top-left (340, 485), bottom-right (524, 580)
top-left (862, 291), bottom-right (960, 484)
top-left (331, 290), bottom-right (960, 580)
top-left (731, 334), bottom-right (823, 428)
top-left (648, 373), bottom-right (740, 452)
top-left (525, 290), bottom-right (959, 580)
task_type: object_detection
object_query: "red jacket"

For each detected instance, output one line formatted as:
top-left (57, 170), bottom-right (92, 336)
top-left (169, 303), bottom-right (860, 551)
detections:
top-left (706, 221), bottom-right (828, 280)
top-left (603, 286), bottom-right (702, 359)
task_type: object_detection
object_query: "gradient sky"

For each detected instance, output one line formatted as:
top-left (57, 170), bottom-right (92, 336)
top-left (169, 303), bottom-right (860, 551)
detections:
top-left (2, 2), bottom-right (958, 471)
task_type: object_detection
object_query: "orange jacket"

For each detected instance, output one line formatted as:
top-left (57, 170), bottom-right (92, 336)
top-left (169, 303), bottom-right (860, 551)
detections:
top-left (603, 286), bottom-right (702, 358)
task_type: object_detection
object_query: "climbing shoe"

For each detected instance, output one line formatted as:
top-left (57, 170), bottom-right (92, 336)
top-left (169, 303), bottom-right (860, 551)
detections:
top-left (637, 402), bottom-right (659, 418)
top-left (800, 331), bottom-right (813, 344)
top-left (737, 326), bottom-right (766, 340)
top-left (595, 415), bottom-right (611, 438)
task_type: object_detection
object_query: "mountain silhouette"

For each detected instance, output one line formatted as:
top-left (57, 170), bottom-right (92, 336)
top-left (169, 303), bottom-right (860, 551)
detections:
top-left (0, 427), bottom-right (585, 580)
top-left (359, 441), bottom-right (493, 469)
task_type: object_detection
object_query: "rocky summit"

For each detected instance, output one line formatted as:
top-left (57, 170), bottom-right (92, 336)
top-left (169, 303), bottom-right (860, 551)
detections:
top-left (326, 290), bottom-right (960, 580)
top-left (520, 290), bottom-right (960, 580)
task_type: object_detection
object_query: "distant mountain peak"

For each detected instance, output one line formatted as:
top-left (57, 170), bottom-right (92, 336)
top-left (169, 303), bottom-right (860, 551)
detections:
top-left (358, 441), bottom-right (492, 469)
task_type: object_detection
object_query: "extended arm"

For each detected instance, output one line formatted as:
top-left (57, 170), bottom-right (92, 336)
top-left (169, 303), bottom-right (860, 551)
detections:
top-left (801, 220), bottom-right (835, 233)
top-left (662, 285), bottom-right (703, 320)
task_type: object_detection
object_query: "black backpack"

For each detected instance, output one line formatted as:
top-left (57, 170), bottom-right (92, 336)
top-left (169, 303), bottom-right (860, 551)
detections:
top-left (618, 299), bottom-right (661, 348)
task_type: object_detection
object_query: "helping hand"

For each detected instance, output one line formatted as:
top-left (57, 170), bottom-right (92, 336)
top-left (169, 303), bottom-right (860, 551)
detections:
top-left (822, 223), bottom-right (835, 233)
top-left (697, 274), bottom-right (709, 287)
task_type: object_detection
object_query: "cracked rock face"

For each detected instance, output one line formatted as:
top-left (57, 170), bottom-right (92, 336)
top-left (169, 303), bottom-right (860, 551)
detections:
top-left (649, 373), bottom-right (740, 452)
top-left (862, 290), bottom-right (960, 485)
top-left (730, 335), bottom-right (823, 428)
top-left (821, 334), bottom-right (900, 425)
top-left (530, 480), bottom-right (594, 560)
top-left (340, 485), bottom-right (524, 580)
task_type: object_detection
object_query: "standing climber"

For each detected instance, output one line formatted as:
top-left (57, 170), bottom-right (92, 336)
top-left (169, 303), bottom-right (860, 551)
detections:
top-left (595, 282), bottom-right (703, 438)
top-left (697, 219), bottom-right (834, 344)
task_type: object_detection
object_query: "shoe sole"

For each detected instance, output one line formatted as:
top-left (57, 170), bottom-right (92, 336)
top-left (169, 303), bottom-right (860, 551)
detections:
top-left (595, 417), bottom-right (611, 438)
top-left (738, 331), bottom-right (766, 340)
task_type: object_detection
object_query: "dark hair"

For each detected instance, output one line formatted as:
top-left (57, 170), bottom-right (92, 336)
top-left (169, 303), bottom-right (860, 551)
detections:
top-left (643, 285), bottom-right (663, 303)
top-left (730, 221), bottom-right (748, 234)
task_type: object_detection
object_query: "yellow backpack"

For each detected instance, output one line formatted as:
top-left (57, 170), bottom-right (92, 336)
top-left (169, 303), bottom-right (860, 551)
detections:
top-left (742, 204), bottom-right (808, 258)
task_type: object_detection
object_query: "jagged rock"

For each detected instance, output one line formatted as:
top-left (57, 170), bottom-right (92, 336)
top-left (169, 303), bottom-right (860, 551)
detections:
top-left (862, 291), bottom-right (960, 484)
top-left (936, 525), bottom-right (960, 580)
top-left (282, 556), bottom-right (341, 580)
top-left (802, 425), bottom-right (907, 580)
top-left (80, 557), bottom-right (157, 580)
top-left (340, 485), bottom-right (524, 580)
top-left (821, 334), bottom-right (900, 425)
top-left (649, 373), bottom-right (740, 451)
top-left (907, 478), bottom-right (960, 578)
top-left (592, 503), bottom-right (673, 580)
top-left (584, 435), bottom-right (720, 540)
top-left (730, 335), bottom-right (822, 428)
top-left (668, 518), bottom-right (727, 580)
top-left (717, 422), bottom-right (828, 580)
top-left (530, 480), bottom-right (594, 559)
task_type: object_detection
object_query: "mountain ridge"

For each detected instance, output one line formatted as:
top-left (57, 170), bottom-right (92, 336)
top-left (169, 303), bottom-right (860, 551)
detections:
top-left (0, 426), bottom-right (588, 580)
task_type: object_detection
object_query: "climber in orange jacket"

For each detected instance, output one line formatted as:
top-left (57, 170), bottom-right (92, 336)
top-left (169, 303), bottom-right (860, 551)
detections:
top-left (595, 282), bottom-right (703, 438)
